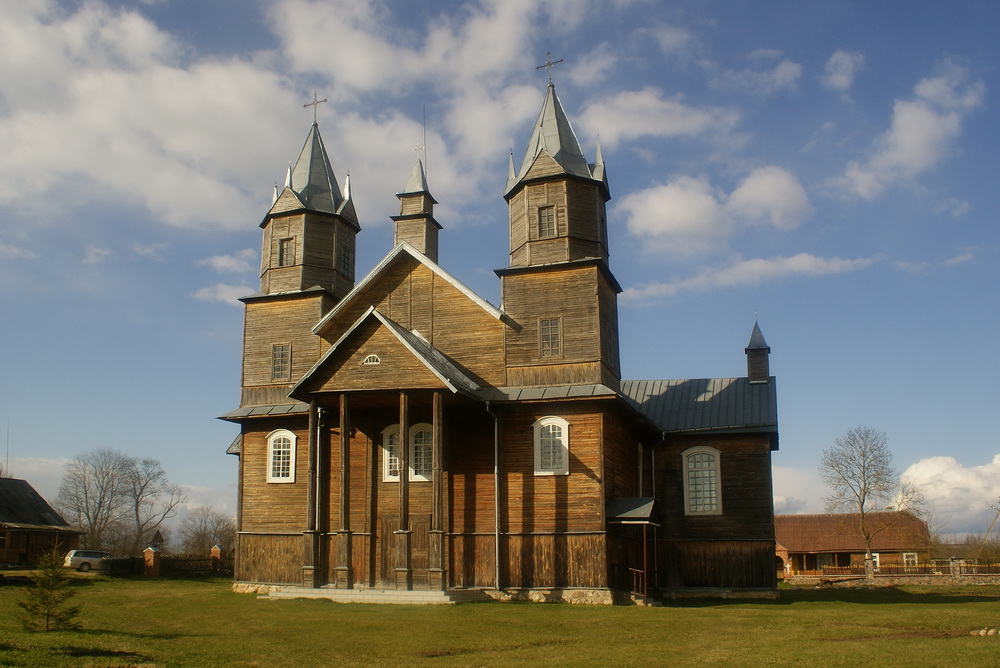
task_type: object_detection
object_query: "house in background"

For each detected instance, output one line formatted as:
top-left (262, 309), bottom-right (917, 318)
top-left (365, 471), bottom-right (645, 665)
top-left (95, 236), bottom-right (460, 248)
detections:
top-left (0, 478), bottom-right (80, 567)
top-left (222, 82), bottom-right (779, 601)
top-left (775, 511), bottom-right (929, 574)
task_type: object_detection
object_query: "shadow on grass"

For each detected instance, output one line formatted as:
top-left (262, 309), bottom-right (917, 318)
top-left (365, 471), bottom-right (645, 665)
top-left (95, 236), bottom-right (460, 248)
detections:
top-left (663, 586), bottom-right (1000, 608)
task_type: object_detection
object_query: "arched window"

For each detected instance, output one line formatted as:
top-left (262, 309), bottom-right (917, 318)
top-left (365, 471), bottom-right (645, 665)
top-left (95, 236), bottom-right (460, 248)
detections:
top-left (266, 429), bottom-right (296, 483)
top-left (362, 354), bottom-right (381, 365)
top-left (533, 416), bottom-right (569, 475)
top-left (382, 423), bottom-right (434, 482)
top-left (682, 446), bottom-right (721, 515)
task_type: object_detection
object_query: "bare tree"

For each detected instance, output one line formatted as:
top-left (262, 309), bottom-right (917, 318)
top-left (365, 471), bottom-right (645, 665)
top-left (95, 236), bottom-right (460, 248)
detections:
top-left (178, 506), bottom-right (235, 556)
top-left (123, 458), bottom-right (186, 555)
top-left (57, 448), bottom-right (132, 549)
top-left (819, 426), bottom-right (924, 575)
top-left (57, 449), bottom-right (186, 554)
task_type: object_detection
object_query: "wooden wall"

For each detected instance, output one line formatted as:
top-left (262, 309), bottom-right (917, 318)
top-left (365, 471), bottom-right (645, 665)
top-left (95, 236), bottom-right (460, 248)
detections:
top-left (660, 540), bottom-right (777, 589)
top-left (237, 533), bottom-right (304, 584)
top-left (242, 293), bottom-right (333, 392)
top-left (239, 418), bottom-right (310, 534)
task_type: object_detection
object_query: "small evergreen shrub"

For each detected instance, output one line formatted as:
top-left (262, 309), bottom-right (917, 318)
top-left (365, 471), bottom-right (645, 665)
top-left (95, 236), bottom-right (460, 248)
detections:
top-left (17, 549), bottom-right (82, 632)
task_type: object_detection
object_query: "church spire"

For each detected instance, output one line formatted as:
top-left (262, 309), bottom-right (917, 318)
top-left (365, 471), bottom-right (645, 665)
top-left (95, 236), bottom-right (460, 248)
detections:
top-left (392, 158), bottom-right (441, 262)
top-left (285, 123), bottom-right (345, 215)
top-left (506, 82), bottom-right (601, 197)
top-left (745, 320), bottom-right (771, 383)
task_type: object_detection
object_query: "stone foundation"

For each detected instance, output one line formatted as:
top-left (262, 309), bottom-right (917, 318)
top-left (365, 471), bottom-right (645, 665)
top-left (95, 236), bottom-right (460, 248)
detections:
top-left (484, 588), bottom-right (614, 605)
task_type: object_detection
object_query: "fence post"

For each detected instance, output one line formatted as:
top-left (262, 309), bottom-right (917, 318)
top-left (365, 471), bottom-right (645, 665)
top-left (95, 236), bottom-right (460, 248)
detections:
top-left (144, 547), bottom-right (161, 577)
top-left (210, 545), bottom-right (225, 574)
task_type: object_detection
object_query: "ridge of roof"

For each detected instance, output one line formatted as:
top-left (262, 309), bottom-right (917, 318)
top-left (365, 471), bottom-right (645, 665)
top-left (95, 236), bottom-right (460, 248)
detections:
top-left (312, 241), bottom-right (516, 335)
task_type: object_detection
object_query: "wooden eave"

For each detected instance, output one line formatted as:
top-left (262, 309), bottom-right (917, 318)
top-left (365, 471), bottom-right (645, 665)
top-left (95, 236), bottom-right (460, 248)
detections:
top-left (217, 403), bottom-right (310, 423)
top-left (389, 212), bottom-right (443, 230)
top-left (260, 203), bottom-right (361, 233)
top-left (504, 157), bottom-right (610, 203)
top-left (494, 256), bottom-right (623, 295)
top-left (291, 306), bottom-right (481, 401)
top-left (312, 241), bottom-right (520, 335)
top-left (238, 285), bottom-right (335, 304)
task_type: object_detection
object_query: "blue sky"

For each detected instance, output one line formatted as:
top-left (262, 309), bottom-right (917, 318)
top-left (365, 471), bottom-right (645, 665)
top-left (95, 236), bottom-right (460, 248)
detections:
top-left (1, 0), bottom-right (998, 538)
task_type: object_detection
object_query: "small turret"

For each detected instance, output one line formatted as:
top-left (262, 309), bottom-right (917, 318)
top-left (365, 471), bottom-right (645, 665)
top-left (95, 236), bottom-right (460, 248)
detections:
top-left (391, 158), bottom-right (441, 262)
top-left (745, 320), bottom-right (771, 383)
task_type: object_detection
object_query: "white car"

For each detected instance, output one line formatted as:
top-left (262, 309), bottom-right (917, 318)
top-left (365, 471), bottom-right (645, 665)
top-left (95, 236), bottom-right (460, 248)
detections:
top-left (63, 549), bottom-right (114, 572)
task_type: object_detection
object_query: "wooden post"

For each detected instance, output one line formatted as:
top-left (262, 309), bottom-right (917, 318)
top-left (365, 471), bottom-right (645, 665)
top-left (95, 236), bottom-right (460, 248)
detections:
top-left (429, 391), bottom-right (446, 590)
top-left (335, 393), bottom-right (354, 588)
top-left (395, 391), bottom-right (412, 590)
top-left (302, 401), bottom-right (318, 588)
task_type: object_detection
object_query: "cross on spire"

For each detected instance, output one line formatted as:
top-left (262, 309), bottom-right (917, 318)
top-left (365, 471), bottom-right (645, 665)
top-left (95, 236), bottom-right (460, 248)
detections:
top-left (303, 91), bottom-right (328, 124)
top-left (535, 52), bottom-right (564, 83)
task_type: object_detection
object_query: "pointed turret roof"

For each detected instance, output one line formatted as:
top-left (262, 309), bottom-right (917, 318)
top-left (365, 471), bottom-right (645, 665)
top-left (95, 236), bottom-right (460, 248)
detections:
top-left (401, 158), bottom-right (429, 194)
top-left (506, 83), bottom-right (602, 196)
top-left (286, 123), bottom-right (344, 214)
top-left (746, 321), bottom-right (770, 352)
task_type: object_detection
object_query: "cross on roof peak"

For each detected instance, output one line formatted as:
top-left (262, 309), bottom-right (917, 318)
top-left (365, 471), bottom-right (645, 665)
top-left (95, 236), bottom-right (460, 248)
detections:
top-left (303, 91), bottom-right (328, 124)
top-left (535, 52), bottom-right (564, 84)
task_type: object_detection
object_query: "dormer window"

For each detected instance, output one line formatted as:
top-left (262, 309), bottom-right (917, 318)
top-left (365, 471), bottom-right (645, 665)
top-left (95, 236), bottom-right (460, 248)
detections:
top-left (538, 206), bottom-right (556, 238)
top-left (362, 354), bottom-right (381, 365)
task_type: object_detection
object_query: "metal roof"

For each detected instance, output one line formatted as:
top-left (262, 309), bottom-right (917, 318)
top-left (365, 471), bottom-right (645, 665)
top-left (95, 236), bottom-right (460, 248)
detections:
top-left (0, 478), bottom-right (75, 531)
top-left (477, 383), bottom-right (618, 403)
top-left (506, 83), bottom-right (602, 195)
top-left (218, 403), bottom-right (309, 421)
top-left (606, 497), bottom-right (657, 524)
top-left (746, 321), bottom-right (770, 351)
top-left (619, 377), bottom-right (777, 435)
top-left (399, 158), bottom-right (434, 199)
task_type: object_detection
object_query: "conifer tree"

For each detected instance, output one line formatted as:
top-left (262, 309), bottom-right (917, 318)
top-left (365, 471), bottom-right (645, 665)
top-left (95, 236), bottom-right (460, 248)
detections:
top-left (17, 549), bottom-right (81, 632)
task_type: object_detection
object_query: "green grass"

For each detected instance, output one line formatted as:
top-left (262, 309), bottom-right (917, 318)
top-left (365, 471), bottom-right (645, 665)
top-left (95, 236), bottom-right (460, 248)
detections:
top-left (2, 573), bottom-right (1000, 666)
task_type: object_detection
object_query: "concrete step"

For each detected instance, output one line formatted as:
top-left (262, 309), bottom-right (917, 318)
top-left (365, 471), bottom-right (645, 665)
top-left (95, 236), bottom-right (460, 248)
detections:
top-left (263, 586), bottom-right (489, 605)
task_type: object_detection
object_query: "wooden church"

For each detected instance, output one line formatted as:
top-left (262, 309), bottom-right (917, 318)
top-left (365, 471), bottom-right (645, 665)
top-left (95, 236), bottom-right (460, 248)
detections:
top-left (222, 83), bottom-right (779, 602)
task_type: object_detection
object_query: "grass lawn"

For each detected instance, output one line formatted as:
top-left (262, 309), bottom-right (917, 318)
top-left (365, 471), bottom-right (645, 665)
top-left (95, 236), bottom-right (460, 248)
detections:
top-left (2, 573), bottom-right (1000, 667)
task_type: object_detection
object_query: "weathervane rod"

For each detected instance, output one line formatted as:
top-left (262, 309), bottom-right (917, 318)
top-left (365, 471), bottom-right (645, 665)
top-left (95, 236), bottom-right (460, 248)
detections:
top-left (535, 52), bottom-right (564, 83)
top-left (304, 91), bottom-right (328, 124)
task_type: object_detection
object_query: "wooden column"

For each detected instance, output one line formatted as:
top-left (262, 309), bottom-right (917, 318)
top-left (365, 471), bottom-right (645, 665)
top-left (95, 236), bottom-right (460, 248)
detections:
top-left (395, 391), bottom-right (412, 590)
top-left (335, 393), bottom-right (353, 588)
top-left (429, 391), bottom-right (446, 590)
top-left (302, 401), bottom-right (318, 588)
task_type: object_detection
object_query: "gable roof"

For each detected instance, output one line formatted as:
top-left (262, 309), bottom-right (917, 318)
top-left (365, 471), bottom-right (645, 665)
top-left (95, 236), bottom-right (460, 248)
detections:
top-left (620, 378), bottom-right (777, 437)
top-left (0, 478), bottom-right (75, 531)
top-left (292, 306), bottom-right (481, 400)
top-left (312, 242), bottom-right (516, 336)
top-left (775, 512), bottom-right (929, 553)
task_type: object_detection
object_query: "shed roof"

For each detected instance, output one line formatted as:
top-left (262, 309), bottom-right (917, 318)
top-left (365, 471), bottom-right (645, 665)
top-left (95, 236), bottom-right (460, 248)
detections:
top-left (0, 478), bottom-right (75, 532)
top-left (619, 377), bottom-right (777, 437)
top-left (775, 512), bottom-right (929, 553)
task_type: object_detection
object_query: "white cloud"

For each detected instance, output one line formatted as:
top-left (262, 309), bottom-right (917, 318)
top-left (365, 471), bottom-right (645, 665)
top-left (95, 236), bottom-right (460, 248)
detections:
top-left (618, 167), bottom-right (810, 255)
top-left (944, 251), bottom-right (974, 265)
top-left (651, 23), bottom-right (695, 54)
top-left (903, 455), bottom-right (1000, 535)
top-left (577, 87), bottom-right (739, 147)
top-left (773, 465), bottom-right (825, 515)
top-left (710, 52), bottom-right (802, 96)
top-left (191, 283), bottom-right (252, 305)
top-left (623, 253), bottom-right (875, 301)
top-left (617, 176), bottom-right (729, 255)
top-left (198, 248), bottom-right (258, 274)
top-left (823, 50), bottom-right (865, 91)
top-left (83, 245), bottom-right (113, 265)
top-left (0, 242), bottom-right (38, 259)
top-left (834, 63), bottom-right (984, 199)
top-left (726, 166), bottom-right (811, 229)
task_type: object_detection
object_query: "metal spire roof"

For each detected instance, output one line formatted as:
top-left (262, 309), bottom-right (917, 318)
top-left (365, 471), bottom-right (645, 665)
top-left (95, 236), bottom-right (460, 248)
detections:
top-left (400, 158), bottom-right (430, 195)
top-left (287, 123), bottom-right (344, 214)
top-left (747, 321), bottom-right (770, 351)
top-left (507, 83), bottom-right (597, 194)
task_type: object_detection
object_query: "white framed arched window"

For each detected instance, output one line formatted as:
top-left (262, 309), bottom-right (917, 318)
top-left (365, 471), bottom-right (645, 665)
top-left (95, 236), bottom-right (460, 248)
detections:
top-left (266, 429), bottom-right (297, 483)
top-left (382, 423), bottom-right (434, 482)
top-left (533, 416), bottom-right (569, 476)
top-left (682, 446), bottom-right (721, 515)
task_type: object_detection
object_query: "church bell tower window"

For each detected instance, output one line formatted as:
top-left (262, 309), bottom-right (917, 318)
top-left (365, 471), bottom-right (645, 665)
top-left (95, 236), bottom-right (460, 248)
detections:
top-left (278, 237), bottom-right (295, 267)
top-left (538, 206), bottom-right (556, 238)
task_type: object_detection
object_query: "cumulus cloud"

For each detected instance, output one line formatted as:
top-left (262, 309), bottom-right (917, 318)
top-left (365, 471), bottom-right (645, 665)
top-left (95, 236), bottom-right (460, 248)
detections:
top-left (834, 62), bottom-right (984, 199)
top-left (710, 50), bottom-right (802, 96)
top-left (191, 283), bottom-right (253, 305)
top-left (198, 248), bottom-right (259, 274)
top-left (577, 87), bottom-right (739, 147)
top-left (0, 242), bottom-right (38, 260)
top-left (823, 50), bottom-right (865, 91)
top-left (617, 166), bottom-right (810, 255)
top-left (82, 245), bottom-right (113, 265)
top-left (725, 166), bottom-right (811, 229)
top-left (903, 455), bottom-right (1000, 535)
top-left (773, 465), bottom-right (825, 515)
top-left (623, 253), bottom-right (876, 301)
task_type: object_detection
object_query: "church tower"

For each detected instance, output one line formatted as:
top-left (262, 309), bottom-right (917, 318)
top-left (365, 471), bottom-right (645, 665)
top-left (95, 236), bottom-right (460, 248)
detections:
top-left (240, 122), bottom-right (360, 408)
top-left (498, 83), bottom-right (621, 389)
top-left (391, 158), bottom-right (441, 261)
